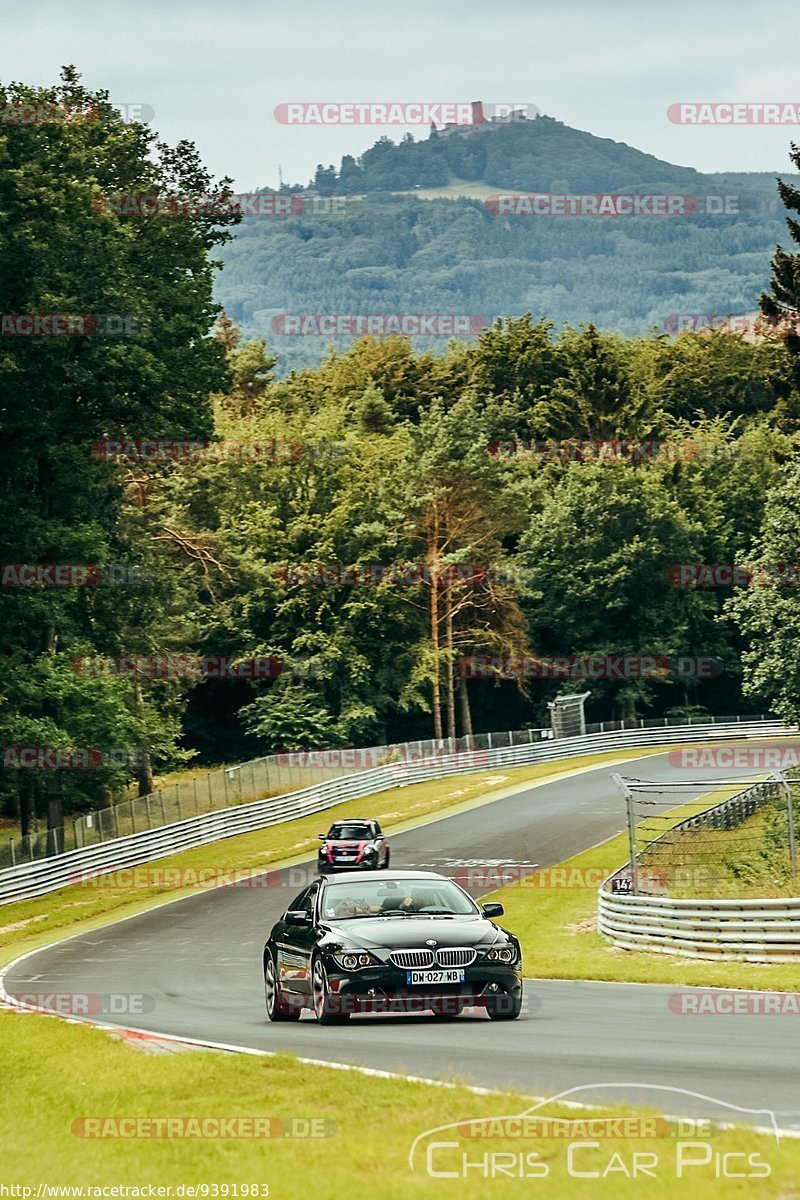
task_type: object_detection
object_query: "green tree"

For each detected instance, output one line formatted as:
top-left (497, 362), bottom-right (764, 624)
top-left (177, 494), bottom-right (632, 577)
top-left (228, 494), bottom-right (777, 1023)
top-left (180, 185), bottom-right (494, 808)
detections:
top-left (760, 142), bottom-right (800, 376)
top-left (726, 463), bottom-right (800, 722)
top-left (0, 67), bottom-right (238, 835)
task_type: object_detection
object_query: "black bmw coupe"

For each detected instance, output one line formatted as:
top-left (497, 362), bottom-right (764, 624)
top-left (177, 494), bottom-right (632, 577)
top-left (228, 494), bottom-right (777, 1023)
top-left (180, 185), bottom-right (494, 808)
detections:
top-left (263, 870), bottom-right (523, 1023)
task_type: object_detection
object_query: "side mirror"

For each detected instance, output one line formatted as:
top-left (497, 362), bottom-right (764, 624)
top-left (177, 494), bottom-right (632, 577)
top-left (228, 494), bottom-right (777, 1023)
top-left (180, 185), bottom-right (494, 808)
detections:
top-left (317, 833), bottom-right (327, 840)
top-left (481, 902), bottom-right (504, 918)
top-left (285, 909), bottom-right (312, 925)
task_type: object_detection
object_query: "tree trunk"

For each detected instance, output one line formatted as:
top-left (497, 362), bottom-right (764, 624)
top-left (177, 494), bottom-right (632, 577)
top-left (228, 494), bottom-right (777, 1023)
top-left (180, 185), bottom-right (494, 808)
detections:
top-left (19, 772), bottom-right (35, 840)
top-left (46, 776), bottom-right (63, 856)
top-left (459, 672), bottom-right (473, 736)
top-left (135, 753), bottom-right (155, 798)
top-left (444, 588), bottom-right (456, 740)
top-left (430, 572), bottom-right (443, 739)
top-left (132, 683), bottom-right (156, 795)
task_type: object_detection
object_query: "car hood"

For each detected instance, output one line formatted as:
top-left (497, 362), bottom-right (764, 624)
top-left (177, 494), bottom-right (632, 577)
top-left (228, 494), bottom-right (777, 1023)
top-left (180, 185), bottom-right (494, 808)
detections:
top-left (321, 839), bottom-right (372, 848)
top-left (320, 915), bottom-right (506, 949)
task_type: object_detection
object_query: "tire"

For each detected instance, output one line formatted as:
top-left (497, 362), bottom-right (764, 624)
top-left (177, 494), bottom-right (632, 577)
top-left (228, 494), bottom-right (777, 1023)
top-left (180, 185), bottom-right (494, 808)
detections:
top-left (485, 991), bottom-right (522, 1021)
top-left (311, 956), bottom-right (350, 1025)
top-left (264, 954), bottom-right (301, 1022)
top-left (429, 997), bottom-right (465, 1018)
top-left (381, 849), bottom-right (390, 869)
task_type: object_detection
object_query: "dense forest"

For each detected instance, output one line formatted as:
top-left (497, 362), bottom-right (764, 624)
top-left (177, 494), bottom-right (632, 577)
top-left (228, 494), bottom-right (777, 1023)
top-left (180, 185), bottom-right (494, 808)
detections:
top-left (217, 116), bottom-right (787, 372)
top-left (3, 71), bottom-right (800, 841)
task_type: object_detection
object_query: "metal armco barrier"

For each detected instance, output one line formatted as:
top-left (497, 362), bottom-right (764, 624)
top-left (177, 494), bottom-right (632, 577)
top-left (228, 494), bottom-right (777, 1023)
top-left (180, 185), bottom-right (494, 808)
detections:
top-left (598, 891), bottom-right (800, 963)
top-left (0, 718), bottom-right (793, 906)
top-left (599, 775), bottom-right (800, 961)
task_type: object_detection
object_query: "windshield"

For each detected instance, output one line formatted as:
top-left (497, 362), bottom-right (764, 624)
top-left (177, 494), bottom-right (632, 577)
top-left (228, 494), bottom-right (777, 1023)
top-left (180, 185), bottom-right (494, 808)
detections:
top-left (321, 878), bottom-right (479, 920)
top-left (327, 824), bottom-right (373, 839)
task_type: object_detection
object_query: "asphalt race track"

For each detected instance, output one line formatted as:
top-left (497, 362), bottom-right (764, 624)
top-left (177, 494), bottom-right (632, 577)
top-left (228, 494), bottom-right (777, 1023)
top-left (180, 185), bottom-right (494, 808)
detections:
top-left (5, 746), bottom-right (799, 1130)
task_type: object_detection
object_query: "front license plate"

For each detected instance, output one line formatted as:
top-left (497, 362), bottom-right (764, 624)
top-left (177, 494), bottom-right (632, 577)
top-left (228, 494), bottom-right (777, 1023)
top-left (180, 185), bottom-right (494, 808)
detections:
top-left (406, 969), bottom-right (465, 985)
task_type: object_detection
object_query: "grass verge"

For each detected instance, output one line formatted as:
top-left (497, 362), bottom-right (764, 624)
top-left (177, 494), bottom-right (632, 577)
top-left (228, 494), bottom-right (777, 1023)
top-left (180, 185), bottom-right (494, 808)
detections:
top-left (3, 1010), bottom-right (799, 1197)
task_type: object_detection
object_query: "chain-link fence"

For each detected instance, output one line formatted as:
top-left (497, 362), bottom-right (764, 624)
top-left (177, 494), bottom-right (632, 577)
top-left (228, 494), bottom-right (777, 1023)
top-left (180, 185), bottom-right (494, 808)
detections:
top-left (611, 765), bottom-right (799, 897)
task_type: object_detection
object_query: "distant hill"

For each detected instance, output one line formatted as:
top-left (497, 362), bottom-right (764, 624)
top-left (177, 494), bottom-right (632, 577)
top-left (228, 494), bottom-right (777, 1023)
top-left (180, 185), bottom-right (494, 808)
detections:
top-left (302, 114), bottom-right (707, 195)
top-left (215, 116), bottom-right (791, 375)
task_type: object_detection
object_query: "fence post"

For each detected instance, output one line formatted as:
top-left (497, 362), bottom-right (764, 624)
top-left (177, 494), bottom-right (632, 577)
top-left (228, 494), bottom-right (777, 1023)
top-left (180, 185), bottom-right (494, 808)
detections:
top-left (251, 759), bottom-right (257, 800)
top-left (160, 790), bottom-right (167, 826)
top-left (193, 775), bottom-right (199, 815)
top-left (9, 838), bottom-right (15, 867)
top-left (145, 795), bottom-right (152, 829)
top-left (777, 772), bottom-right (798, 878)
top-left (130, 800), bottom-right (136, 835)
top-left (626, 791), bottom-right (639, 895)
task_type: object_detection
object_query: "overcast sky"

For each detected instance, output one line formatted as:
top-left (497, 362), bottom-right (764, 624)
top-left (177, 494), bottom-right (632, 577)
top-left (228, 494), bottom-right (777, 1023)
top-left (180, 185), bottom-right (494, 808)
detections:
top-left (2, 0), bottom-right (797, 190)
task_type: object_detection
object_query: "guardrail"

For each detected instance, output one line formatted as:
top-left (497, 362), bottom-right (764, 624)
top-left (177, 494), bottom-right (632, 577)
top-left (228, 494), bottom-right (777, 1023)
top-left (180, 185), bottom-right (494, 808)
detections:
top-left (0, 718), bottom-right (793, 906)
top-left (598, 891), bottom-right (800, 963)
top-left (598, 776), bottom-right (800, 961)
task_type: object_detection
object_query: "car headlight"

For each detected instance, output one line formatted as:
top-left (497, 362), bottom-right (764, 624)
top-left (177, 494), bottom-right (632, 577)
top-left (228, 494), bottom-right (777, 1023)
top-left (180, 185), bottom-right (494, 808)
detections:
top-left (486, 945), bottom-right (517, 964)
top-left (332, 951), bottom-right (379, 971)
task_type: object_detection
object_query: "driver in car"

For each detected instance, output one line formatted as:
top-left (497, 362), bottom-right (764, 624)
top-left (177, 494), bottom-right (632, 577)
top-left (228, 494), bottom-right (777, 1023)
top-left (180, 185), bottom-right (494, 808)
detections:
top-left (380, 890), bottom-right (432, 913)
top-left (333, 896), bottom-right (370, 918)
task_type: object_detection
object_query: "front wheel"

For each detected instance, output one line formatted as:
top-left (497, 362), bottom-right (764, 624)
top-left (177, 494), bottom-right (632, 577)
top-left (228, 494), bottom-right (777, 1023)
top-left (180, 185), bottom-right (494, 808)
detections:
top-left (485, 991), bottom-right (522, 1020)
top-left (381, 849), bottom-right (391, 869)
top-left (264, 954), bottom-right (301, 1022)
top-left (311, 956), bottom-right (350, 1025)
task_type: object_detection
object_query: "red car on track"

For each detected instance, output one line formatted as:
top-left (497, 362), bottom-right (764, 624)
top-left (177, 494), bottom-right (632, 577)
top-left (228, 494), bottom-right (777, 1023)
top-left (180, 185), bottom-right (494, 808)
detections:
top-left (317, 818), bottom-right (390, 873)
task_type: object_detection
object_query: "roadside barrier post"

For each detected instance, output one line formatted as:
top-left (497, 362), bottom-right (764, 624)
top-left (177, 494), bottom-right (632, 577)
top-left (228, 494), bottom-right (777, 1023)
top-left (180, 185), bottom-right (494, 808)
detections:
top-left (774, 770), bottom-right (797, 877)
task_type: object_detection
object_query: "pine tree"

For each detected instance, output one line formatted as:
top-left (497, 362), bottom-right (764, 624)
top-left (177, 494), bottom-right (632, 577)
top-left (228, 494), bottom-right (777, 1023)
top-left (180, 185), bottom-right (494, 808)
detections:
top-left (760, 143), bottom-right (800, 369)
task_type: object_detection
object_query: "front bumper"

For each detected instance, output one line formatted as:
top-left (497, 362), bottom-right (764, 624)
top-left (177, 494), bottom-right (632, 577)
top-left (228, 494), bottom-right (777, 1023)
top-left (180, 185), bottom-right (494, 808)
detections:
top-left (321, 960), bottom-right (522, 1014)
top-left (318, 857), bottom-right (379, 873)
